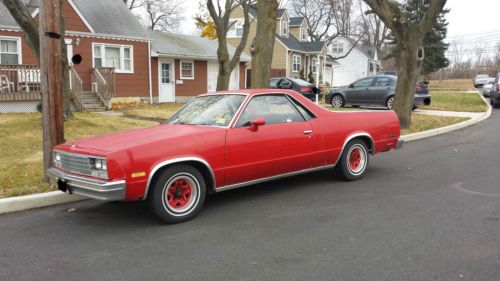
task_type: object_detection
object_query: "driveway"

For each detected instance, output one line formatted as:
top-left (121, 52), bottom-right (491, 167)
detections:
top-left (0, 112), bottom-right (499, 281)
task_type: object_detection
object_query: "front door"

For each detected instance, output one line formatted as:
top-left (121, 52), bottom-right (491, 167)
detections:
top-left (225, 94), bottom-right (316, 186)
top-left (159, 60), bottom-right (175, 102)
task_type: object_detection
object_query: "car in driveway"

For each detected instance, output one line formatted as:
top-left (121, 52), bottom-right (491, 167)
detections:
top-left (490, 73), bottom-right (500, 108)
top-left (48, 90), bottom-right (402, 224)
top-left (483, 80), bottom-right (495, 97)
top-left (325, 75), bottom-right (431, 109)
top-left (473, 74), bottom-right (491, 88)
top-left (270, 77), bottom-right (323, 101)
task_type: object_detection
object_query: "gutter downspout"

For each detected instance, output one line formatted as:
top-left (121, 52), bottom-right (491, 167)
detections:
top-left (148, 41), bottom-right (153, 104)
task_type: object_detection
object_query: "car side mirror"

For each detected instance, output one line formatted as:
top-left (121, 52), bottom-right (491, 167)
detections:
top-left (250, 117), bottom-right (265, 131)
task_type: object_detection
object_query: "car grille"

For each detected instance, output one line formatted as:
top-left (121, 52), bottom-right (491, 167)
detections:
top-left (60, 152), bottom-right (92, 176)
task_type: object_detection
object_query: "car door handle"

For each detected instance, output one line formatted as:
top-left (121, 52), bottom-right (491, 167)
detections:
top-left (304, 130), bottom-right (313, 135)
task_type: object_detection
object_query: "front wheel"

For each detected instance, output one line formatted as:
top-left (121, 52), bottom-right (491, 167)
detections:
top-left (148, 164), bottom-right (206, 224)
top-left (330, 94), bottom-right (345, 108)
top-left (386, 96), bottom-right (394, 110)
top-left (335, 139), bottom-right (369, 181)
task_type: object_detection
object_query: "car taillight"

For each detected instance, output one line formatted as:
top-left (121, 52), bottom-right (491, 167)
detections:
top-left (497, 84), bottom-right (500, 92)
top-left (300, 87), bottom-right (312, 92)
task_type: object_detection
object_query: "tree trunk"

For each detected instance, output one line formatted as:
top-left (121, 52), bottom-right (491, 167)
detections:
top-left (215, 37), bottom-right (232, 90)
top-left (250, 0), bottom-right (279, 88)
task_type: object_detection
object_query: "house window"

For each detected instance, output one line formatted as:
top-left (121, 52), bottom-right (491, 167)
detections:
top-left (292, 54), bottom-right (301, 73)
top-left (312, 57), bottom-right (318, 74)
top-left (229, 20), bottom-right (244, 38)
top-left (92, 43), bottom-right (133, 73)
top-left (180, 60), bottom-right (194, 79)
top-left (301, 28), bottom-right (307, 41)
top-left (0, 37), bottom-right (21, 64)
top-left (282, 21), bottom-right (288, 36)
top-left (332, 43), bottom-right (344, 54)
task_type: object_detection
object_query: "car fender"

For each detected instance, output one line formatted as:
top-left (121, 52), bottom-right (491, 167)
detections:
top-left (335, 132), bottom-right (375, 165)
top-left (143, 156), bottom-right (216, 200)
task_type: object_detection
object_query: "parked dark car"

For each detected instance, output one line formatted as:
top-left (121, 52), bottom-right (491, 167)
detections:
top-left (270, 77), bottom-right (323, 101)
top-left (490, 73), bottom-right (500, 108)
top-left (325, 75), bottom-right (431, 110)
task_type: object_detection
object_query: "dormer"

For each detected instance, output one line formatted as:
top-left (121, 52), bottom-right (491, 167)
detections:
top-left (276, 9), bottom-right (289, 38)
top-left (289, 17), bottom-right (307, 41)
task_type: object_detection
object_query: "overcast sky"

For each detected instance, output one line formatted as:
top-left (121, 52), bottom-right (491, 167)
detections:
top-left (178, 0), bottom-right (500, 50)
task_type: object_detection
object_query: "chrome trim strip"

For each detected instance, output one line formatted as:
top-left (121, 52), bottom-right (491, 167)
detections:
top-left (304, 130), bottom-right (313, 134)
top-left (143, 157), bottom-right (216, 200)
top-left (215, 164), bottom-right (336, 192)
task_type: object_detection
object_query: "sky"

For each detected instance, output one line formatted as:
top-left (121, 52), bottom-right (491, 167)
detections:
top-left (177, 0), bottom-right (500, 55)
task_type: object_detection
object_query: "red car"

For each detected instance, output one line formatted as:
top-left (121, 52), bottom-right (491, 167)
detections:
top-left (48, 90), bottom-right (403, 223)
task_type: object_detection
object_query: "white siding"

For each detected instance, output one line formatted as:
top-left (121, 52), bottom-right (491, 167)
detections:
top-left (328, 38), bottom-right (370, 87)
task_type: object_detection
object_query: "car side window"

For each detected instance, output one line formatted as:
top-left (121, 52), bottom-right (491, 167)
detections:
top-left (270, 79), bottom-right (279, 87)
top-left (374, 77), bottom-right (392, 87)
top-left (235, 95), bottom-right (305, 127)
top-left (279, 79), bottom-right (292, 88)
top-left (353, 77), bottom-right (375, 88)
top-left (289, 96), bottom-right (315, 120)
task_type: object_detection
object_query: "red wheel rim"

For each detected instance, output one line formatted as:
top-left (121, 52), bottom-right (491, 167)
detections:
top-left (349, 148), bottom-right (362, 170)
top-left (166, 178), bottom-right (193, 210)
top-left (347, 145), bottom-right (366, 175)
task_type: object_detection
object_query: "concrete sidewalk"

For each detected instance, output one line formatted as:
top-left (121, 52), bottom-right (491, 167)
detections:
top-left (413, 109), bottom-right (484, 118)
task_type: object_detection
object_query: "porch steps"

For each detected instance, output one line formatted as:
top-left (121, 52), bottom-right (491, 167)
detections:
top-left (79, 92), bottom-right (107, 112)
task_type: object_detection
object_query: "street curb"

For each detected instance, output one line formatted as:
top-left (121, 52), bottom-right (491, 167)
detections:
top-left (0, 191), bottom-right (85, 215)
top-left (401, 91), bottom-right (492, 142)
top-left (0, 91), bottom-right (493, 215)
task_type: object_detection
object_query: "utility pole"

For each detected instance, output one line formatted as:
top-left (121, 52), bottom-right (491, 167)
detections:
top-left (40, 0), bottom-right (64, 180)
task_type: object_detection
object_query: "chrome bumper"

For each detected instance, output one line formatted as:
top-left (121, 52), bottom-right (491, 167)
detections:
top-left (396, 138), bottom-right (404, 150)
top-left (47, 168), bottom-right (126, 201)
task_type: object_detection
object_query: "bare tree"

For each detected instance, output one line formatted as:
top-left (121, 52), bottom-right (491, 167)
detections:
top-left (250, 0), bottom-right (280, 88)
top-left (123, 0), bottom-right (143, 10)
top-left (363, 0), bottom-right (447, 128)
top-left (357, 0), bottom-right (389, 56)
top-left (291, 0), bottom-right (359, 44)
top-left (207, 0), bottom-right (253, 90)
top-left (131, 0), bottom-right (183, 31)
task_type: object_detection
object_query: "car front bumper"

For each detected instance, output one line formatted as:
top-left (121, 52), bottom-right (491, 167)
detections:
top-left (47, 168), bottom-right (126, 201)
top-left (413, 94), bottom-right (431, 106)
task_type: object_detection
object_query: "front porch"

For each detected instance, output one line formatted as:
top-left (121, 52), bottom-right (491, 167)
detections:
top-left (0, 64), bottom-right (116, 112)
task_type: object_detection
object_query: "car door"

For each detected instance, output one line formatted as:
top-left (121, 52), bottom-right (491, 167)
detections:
top-left (224, 94), bottom-right (315, 186)
top-left (367, 76), bottom-right (395, 105)
top-left (347, 77), bottom-right (376, 104)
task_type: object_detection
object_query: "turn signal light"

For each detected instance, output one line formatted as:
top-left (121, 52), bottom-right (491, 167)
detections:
top-left (300, 87), bottom-right (312, 92)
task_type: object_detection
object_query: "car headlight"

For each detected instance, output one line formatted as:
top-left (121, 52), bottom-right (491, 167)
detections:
top-left (53, 151), bottom-right (62, 168)
top-left (90, 158), bottom-right (108, 179)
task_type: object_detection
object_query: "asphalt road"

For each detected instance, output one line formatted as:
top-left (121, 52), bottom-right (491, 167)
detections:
top-left (1, 110), bottom-right (499, 281)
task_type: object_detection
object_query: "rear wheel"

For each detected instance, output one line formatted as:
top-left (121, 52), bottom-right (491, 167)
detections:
top-left (386, 96), bottom-right (394, 110)
top-left (330, 94), bottom-right (345, 108)
top-left (148, 164), bottom-right (206, 224)
top-left (335, 139), bottom-right (369, 181)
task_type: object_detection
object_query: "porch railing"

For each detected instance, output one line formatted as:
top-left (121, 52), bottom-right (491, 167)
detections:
top-left (91, 67), bottom-right (115, 109)
top-left (69, 65), bottom-right (84, 111)
top-left (0, 64), bottom-right (41, 101)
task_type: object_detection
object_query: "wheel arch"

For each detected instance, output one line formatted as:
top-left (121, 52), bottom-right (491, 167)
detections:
top-left (143, 157), bottom-right (216, 200)
top-left (336, 133), bottom-right (375, 165)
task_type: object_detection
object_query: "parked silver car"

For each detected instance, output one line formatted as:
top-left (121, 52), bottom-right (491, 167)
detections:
top-left (325, 75), bottom-right (431, 110)
top-left (473, 74), bottom-right (490, 88)
top-left (483, 80), bottom-right (495, 98)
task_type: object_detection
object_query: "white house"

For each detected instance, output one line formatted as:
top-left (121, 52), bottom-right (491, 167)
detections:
top-left (328, 37), bottom-right (381, 87)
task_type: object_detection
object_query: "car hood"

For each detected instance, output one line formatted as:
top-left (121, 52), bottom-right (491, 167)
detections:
top-left (60, 124), bottom-right (226, 155)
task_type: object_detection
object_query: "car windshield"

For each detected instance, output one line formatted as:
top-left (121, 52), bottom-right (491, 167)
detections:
top-left (288, 78), bottom-right (312, 86)
top-left (167, 94), bottom-right (246, 127)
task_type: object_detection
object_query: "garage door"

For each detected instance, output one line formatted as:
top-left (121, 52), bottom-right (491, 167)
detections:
top-left (207, 61), bottom-right (240, 92)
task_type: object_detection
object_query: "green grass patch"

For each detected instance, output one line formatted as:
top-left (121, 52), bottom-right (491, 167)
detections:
top-left (429, 79), bottom-right (474, 92)
top-left (422, 92), bottom-right (487, 112)
top-left (0, 113), bottom-right (156, 198)
top-left (401, 114), bottom-right (469, 135)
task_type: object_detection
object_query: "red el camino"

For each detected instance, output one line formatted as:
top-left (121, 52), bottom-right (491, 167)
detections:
top-left (48, 90), bottom-right (403, 223)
